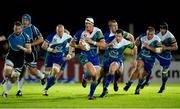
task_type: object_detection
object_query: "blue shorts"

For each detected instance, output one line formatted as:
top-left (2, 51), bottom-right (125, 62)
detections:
top-left (45, 54), bottom-right (67, 71)
top-left (156, 55), bottom-right (171, 69)
top-left (79, 54), bottom-right (100, 66)
top-left (103, 58), bottom-right (123, 71)
top-left (137, 56), bottom-right (155, 74)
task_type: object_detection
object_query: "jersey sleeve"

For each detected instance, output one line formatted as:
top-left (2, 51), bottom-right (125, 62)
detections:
top-left (23, 32), bottom-right (31, 43)
top-left (45, 32), bottom-right (56, 43)
top-left (96, 31), bottom-right (104, 41)
top-left (31, 25), bottom-right (43, 39)
top-left (73, 30), bottom-right (82, 43)
top-left (168, 32), bottom-right (177, 45)
top-left (125, 40), bottom-right (135, 49)
top-left (123, 31), bottom-right (129, 40)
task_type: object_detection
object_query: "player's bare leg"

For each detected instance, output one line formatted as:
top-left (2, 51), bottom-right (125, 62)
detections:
top-left (43, 63), bottom-right (60, 96)
top-left (124, 60), bottom-right (144, 91)
top-left (100, 62), bottom-right (119, 97)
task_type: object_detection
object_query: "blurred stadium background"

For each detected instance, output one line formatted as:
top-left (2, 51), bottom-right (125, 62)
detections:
top-left (0, 0), bottom-right (180, 108)
top-left (0, 0), bottom-right (179, 84)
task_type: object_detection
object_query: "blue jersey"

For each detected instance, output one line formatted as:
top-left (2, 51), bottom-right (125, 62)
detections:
top-left (155, 30), bottom-right (177, 68)
top-left (138, 35), bottom-right (161, 61)
top-left (7, 32), bottom-right (30, 67)
top-left (103, 30), bottom-right (132, 61)
top-left (23, 24), bottom-right (42, 42)
top-left (45, 32), bottom-right (72, 69)
top-left (45, 32), bottom-right (72, 58)
top-left (103, 38), bottom-right (134, 69)
top-left (74, 27), bottom-right (104, 66)
top-left (137, 34), bottom-right (161, 74)
top-left (156, 30), bottom-right (176, 60)
top-left (108, 38), bottom-right (134, 59)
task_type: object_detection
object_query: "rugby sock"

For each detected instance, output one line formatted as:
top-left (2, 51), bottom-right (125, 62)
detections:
top-left (162, 75), bottom-right (168, 87)
top-left (114, 72), bottom-right (120, 83)
top-left (37, 70), bottom-right (45, 80)
top-left (18, 78), bottom-right (24, 91)
top-left (45, 76), bottom-right (56, 91)
top-left (138, 78), bottom-right (145, 85)
top-left (88, 82), bottom-right (97, 97)
top-left (83, 72), bottom-right (90, 80)
top-left (144, 73), bottom-right (151, 84)
top-left (126, 80), bottom-right (133, 86)
top-left (3, 80), bottom-right (13, 94)
top-left (104, 74), bottom-right (113, 88)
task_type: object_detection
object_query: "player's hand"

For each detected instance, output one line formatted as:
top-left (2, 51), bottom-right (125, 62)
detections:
top-left (51, 48), bottom-right (58, 53)
top-left (143, 42), bottom-right (150, 49)
top-left (78, 41), bottom-right (87, 50)
top-left (0, 35), bottom-right (6, 41)
top-left (84, 37), bottom-right (93, 44)
top-left (17, 45), bottom-right (24, 50)
top-left (162, 45), bottom-right (167, 51)
top-left (107, 40), bottom-right (116, 47)
top-left (63, 54), bottom-right (72, 61)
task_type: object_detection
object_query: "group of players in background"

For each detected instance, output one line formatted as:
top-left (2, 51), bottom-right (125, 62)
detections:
top-left (0, 14), bottom-right (178, 100)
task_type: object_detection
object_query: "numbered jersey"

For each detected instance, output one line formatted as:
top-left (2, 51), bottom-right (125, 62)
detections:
top-left (156, 30), bottom-right (177, 60)
top-left (74, 27), bottom-right (104, 57)
top-left (45, 32), bottom-right (72, 58)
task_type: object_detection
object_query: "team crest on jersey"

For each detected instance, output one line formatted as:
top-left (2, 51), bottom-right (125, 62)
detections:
top-left (53, 38), bottom-right (57, 43)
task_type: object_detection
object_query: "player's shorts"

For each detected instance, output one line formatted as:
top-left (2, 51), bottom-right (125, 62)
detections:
top-left (103, 57), bottom-right (123, 71)
top-left (156, 55), bottom-right (171, 70)
top-left (137, 55), bottom-right (155, 74)
top-left (45, 54), bottom-right (67, 71)
top-left (25, 50), bottom-right (38, 68)
top-left (5, 59), bottom-right (24, 73)
top-left (6, 53), bottom-right (24, 68)
top-left (79, 54), bottom-right (100, 67)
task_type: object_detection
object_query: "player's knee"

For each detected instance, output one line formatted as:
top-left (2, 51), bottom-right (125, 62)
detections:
top-left (52, 65), bottom-right (60, 74)
top-left (4, 65), bottom-right (13, 77)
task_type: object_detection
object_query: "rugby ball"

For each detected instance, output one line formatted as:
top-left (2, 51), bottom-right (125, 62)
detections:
top-left (79, 39), bottom-right (90, 51)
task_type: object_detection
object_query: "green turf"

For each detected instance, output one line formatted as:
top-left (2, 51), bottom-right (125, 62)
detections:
top-left (0, 82), bottom-right (180, 108)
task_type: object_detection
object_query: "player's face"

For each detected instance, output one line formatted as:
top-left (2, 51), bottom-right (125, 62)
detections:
top-left (109, 22), bottom-right (118, 33)
top-left (160, 28), bottom-right (167, 36)
top-left (56, 26), bottom-right (64, 37)
top-left (85, 22), bottom-right (93, 33)
top-left (14, 25), bottom-right (22, 35)
top-left (22, 19), bottom-right (30, 27)
top-left (146, 31), bottom-right (154, 40)
top-left (115, 33), bottom-right (123, 42)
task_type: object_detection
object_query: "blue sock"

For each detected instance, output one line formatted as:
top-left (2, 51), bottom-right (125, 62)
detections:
top-left (88, 82), bottom-right (97, 97)
top-left (145, 73), bottom-right (151, 83)
top-left (45, 76), bottom-right (56, 91)
top-left (114, 72), bottom-right (120, 83)
top-left (127, 80), bottom-right (133, 86)
top-left (162, 76), bottom-right (168, 87)
top-left (138, 78), bottom-right (145, 85)
top-left (83, 72), bottom-right (90, 80)
top-left (104, 74), bottom-right (113, 88)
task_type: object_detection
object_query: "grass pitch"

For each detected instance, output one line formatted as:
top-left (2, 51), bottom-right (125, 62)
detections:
top-left (0, 83), bottom-right (180, 108)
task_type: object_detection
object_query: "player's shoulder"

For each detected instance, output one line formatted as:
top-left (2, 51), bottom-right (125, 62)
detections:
top-left (64, 32), bottom-right (72, 38)
top-left (166, 30), bottom-right (175, 38)
top-left (103, 30), bottom-right (110, 36)
top-left (74, 29), bottom-right (84, 36)
top-left (122, 38), bottom-right (131, 45)
top-left (8, 33), bottom-right (14, 40)
top-left (94, 27), bottom-right (102, 33)
top-left (139, 33), bottom-right (146, 40)
top-left (154, 34), bottom-right (161, 41)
